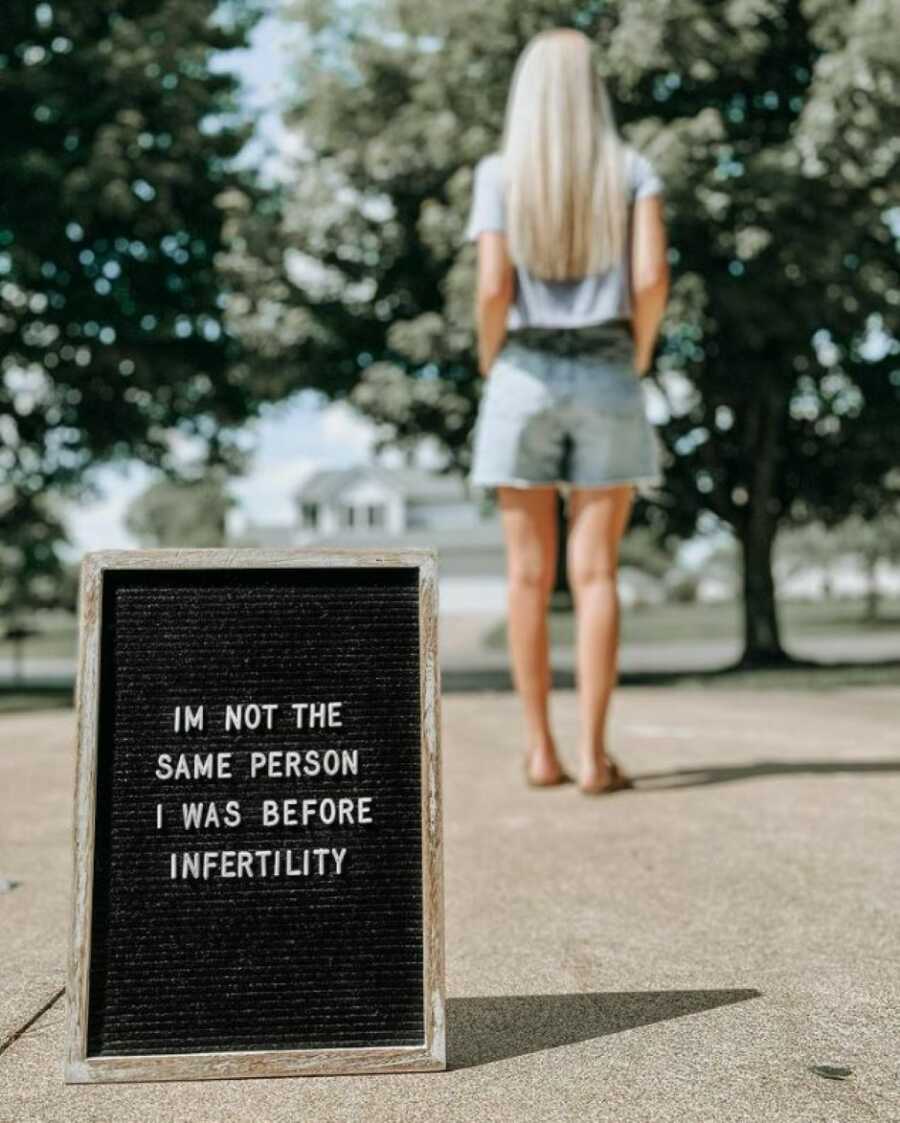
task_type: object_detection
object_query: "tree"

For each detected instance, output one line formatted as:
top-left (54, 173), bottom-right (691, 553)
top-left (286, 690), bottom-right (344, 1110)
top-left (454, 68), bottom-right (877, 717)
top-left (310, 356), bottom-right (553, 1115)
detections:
top-left (0, 1), bottom-right (285, 563)
top-left (633, 0), bottom-right (900, 663)
top-left (0, 490), bottom-right (68, 682)
top-left (838, 508), bottom-right (900, 621)
top-left (273, 0), bottom-right (900, 665)
top-left (777, 521), bottom-right (845, 599)
top-left (779, 505), bottom-right (900, 618)
top-left (125, 470), bottom-right (233, 547)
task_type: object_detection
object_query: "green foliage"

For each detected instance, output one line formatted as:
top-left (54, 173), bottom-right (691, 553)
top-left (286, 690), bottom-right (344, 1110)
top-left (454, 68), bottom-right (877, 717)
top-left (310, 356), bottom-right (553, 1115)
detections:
top-left (635, 0), bottom-right (900, 540)
top-left (0, 0), bottom-right (271, 499)
top-left (0, 489), bottom-right (68, 632)
top-left (125, 470), bottom-right (233, 547)
top-left (0, 1), bottom-right (291, 626)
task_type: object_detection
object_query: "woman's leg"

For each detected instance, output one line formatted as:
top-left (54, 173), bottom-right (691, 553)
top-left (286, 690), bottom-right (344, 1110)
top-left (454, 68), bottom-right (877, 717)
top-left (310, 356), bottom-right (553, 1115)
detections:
top-left (566, 485), bottom-right (635, 787)
top-left (497, 484), bottom-right (563, 782)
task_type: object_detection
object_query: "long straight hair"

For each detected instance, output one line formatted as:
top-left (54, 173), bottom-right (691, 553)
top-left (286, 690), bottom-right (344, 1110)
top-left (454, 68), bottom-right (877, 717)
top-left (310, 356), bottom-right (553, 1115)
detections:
top-left (502, 29), bottom-right (628, 282)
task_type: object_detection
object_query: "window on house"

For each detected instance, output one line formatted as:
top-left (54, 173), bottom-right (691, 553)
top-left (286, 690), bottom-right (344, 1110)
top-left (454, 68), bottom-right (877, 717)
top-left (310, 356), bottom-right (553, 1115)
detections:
top-left (342, 504), bottom-right (356, 528)
top-left (367, 504), bottom-right (385, 528)
top-left (300, 502), bottom-right (318, 529)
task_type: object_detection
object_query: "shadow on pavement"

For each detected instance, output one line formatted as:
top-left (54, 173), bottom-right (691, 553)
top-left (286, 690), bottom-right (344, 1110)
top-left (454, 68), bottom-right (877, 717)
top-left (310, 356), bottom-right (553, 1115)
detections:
top-left (446, 988), bottom-right (759, 1069)
top-left (634, 759), bottom-right (900, 790)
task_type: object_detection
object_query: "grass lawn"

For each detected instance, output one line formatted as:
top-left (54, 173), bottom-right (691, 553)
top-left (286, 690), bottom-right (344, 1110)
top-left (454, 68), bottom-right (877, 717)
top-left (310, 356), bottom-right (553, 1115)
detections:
top-left (484, 596), bottom-right (900, 650)
top-left (0, 688), bottom-right (73, 714)
top-left (0, 621), bottom-right (79, 661)
top-left (637, 659), bottom-right (900, 692)
top-left (6, 598), bottom-right (900, 665)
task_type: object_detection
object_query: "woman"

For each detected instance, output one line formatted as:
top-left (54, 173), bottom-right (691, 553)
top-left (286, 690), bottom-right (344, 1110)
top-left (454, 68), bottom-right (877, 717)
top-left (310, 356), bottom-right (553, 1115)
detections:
top-left (464, 28), bottom-right (669, 794)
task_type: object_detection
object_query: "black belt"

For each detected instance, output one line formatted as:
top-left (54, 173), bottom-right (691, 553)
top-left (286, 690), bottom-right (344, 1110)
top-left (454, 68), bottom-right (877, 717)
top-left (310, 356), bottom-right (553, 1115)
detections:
top-left (506, 320), bottom-right (632, 357)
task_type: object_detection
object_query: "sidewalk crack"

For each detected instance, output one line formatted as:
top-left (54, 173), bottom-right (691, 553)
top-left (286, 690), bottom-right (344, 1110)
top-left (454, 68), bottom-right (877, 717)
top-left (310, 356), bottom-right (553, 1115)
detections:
top-left (0, 987), bottom-right (65, 1057)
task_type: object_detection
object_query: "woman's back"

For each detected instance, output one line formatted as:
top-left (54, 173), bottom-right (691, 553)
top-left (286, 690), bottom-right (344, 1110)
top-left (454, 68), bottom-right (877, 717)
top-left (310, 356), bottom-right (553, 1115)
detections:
top-left (464, 143), bottom-right (664, 332)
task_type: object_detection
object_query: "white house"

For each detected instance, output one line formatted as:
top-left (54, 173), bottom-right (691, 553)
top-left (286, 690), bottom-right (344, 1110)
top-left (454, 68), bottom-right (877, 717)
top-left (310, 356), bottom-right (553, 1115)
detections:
top-left (293, 465), bottom-right (484, 542)
top-left (232, 465), bottom-right (508, 585)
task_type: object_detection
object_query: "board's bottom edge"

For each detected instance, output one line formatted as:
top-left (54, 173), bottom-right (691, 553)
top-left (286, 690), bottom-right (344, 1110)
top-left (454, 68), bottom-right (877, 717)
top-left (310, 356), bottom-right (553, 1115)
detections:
top-left (64, 1047), bottom-right (446, 1084)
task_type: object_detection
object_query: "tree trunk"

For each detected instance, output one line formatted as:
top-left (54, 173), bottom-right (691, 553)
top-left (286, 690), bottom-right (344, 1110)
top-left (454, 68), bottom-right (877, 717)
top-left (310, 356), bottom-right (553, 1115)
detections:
top-left (737, 381), bottom-right (789, 666)
top-left (739, 520), bottom-right (786, 665)
top-left (12, 634), bottom-right (24, 685)
top-left (864, 556), bottom-right (879, 623)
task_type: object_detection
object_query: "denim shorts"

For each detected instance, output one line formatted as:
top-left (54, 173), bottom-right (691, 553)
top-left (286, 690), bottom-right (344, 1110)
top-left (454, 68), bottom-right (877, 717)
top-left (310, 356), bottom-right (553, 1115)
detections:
top-left (468, 321), bottom-right (663, 496)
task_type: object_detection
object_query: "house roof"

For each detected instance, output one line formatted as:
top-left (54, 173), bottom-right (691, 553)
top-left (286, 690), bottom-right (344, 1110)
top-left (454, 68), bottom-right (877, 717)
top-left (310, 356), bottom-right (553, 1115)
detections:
top-left (295, 465), bottom-right (469, 504)
top-left (295, 468), bottom-right (357, 503)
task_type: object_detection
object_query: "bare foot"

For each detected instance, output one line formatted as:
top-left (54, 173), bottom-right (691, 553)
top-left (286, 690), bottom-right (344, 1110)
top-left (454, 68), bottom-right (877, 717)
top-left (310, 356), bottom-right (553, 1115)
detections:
top-left (525, 740), bottom-right (569, 786)
top-left (578, 750), bottom-right (632, 794)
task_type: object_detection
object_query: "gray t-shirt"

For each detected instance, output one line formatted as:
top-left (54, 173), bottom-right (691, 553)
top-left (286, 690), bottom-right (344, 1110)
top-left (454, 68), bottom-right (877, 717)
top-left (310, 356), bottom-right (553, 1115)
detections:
top-left (464, 144), bottom-right (663, 331)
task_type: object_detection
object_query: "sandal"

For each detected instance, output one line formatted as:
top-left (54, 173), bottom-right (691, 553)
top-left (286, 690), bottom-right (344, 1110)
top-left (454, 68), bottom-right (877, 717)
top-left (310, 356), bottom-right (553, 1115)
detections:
top-left (578, 755), bottom-right (634, 795)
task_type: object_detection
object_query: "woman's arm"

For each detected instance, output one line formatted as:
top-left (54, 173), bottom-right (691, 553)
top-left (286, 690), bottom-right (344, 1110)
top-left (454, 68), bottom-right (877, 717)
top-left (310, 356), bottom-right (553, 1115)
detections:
top-left (630, 194), bottom-right (670, 376)
top-left (475, 231), bottom-right (515, 376)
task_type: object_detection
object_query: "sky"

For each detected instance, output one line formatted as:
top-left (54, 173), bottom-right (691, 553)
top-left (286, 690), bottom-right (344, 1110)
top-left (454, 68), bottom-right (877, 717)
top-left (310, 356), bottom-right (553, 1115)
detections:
top-left (66, 3), bottom-right (388, 554)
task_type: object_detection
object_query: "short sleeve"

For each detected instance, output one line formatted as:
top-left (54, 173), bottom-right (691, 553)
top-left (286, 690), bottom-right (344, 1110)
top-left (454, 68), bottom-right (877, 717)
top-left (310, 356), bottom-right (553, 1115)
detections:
top-left (464, 153), bottom-right (506, 241)
top-left (628, 147), bottom-right (664, 201)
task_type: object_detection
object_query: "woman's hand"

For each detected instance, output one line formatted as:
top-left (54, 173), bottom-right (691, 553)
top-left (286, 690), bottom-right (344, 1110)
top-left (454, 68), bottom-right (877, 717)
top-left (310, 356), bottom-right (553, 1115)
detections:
top-left (476, 231), bottom-right (514, 376)
top-left (633, 346), bottom-right (654, 378)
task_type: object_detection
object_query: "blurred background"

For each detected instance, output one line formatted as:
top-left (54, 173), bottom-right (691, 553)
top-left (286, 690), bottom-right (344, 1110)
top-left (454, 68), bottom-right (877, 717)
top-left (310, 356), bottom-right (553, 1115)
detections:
top-left (2, 0), bottom-right (899, 701)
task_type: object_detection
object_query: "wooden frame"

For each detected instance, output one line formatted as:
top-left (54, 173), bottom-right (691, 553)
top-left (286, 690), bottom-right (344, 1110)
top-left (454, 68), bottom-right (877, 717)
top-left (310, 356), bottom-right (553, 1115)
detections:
top-left (65, 547), bottom-right (446, 1083)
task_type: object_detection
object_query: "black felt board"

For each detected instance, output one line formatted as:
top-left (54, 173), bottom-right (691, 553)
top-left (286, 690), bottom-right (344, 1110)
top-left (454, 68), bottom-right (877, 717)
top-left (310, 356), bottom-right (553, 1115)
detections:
top-left (86, 566), bottom-right (424, 1057)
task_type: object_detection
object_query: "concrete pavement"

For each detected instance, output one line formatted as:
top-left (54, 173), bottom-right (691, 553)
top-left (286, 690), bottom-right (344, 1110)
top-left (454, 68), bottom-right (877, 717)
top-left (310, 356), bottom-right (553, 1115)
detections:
top-left (1, 686), bottom-right (899, 1121)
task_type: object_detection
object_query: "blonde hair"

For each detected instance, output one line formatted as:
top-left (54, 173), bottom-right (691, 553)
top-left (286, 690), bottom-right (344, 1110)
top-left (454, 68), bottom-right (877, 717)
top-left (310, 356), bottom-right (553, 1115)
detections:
top-left (502, 28), bottom-right (628, 282)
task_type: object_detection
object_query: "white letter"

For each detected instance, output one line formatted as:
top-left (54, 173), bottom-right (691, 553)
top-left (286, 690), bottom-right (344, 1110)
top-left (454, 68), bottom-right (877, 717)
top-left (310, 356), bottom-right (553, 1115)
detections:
top-left (182, 803), bottom-right (203, 829)
top-left (185, 705), bottom-right (204, 732)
